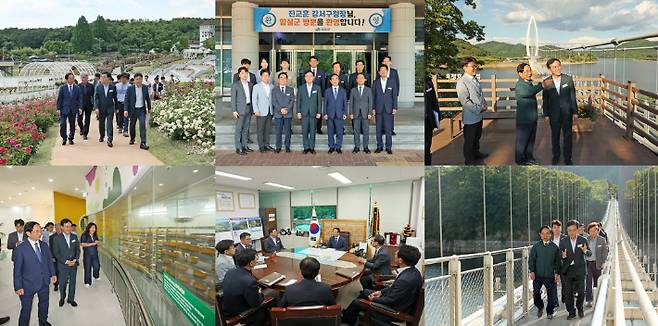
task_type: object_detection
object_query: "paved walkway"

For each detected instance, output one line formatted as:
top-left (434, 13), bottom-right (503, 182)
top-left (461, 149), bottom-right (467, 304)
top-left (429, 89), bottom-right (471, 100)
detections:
top-left (49, 114), bottom-right (163, 165)
top-left (216, 148), bottom-right (423, 166)
top-left (430, 115), bottom-right (658, 165)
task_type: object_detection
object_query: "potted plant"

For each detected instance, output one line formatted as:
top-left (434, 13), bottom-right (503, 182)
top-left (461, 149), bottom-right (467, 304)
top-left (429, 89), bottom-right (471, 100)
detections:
top-left (572, 101), bottom-right (599, 133)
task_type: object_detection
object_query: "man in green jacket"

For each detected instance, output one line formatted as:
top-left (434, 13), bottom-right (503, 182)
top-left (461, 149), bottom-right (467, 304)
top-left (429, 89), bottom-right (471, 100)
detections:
top-left (514, 63), bottom-right (543, 165)
top-left (529, 225), bottom-right (561, 319)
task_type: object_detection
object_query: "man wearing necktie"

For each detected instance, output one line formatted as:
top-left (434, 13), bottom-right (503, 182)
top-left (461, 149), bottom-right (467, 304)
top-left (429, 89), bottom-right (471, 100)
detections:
top-left (357, 234), bottom-right (391, 290)
top-left (52, 218), bottom-right (80, 308)
top-left (272, 72), bottom-right (294, 153)
top-left (372, 65), bottom-right (399, 154)
top-left (94, 72), bottom-right (118, 147)
top-left (124, 73), bottom-right (152, 150)
top-left (349, 73), bottom-right (373, 153)
top-left (13, 221), bottom-right (56, 326)
top-left (529, 225), bottom-right (561, 319)
top-left (297, 70), bottom-right (322, 154)
top-left (324, 74), bottom-right (348, 154)
top-left (456, 57), bottom-right (489, 165)
top-left (56, 73), bottom-right (82, 146)
top-left (558, 220), bottom-right (591, 320)
top-left (327, 228), bottom-right (348, 251)
top-left (306, 56), bottom-right (326, 135)
top-left (77, 73), bottom-right (95, 141)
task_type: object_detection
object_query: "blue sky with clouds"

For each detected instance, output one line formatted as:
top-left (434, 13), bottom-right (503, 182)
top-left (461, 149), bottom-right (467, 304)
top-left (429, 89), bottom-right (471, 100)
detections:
top-left (459, 0), bottom-right (658, 47)
top-left (0, 0), bottom-right (213, 29)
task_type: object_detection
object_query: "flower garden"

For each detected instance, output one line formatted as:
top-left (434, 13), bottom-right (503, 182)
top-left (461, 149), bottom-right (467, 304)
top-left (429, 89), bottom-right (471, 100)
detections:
top-left (0, 98), bottom-right (58, 165)
top-left (150, 81), bottom-right (215, 155)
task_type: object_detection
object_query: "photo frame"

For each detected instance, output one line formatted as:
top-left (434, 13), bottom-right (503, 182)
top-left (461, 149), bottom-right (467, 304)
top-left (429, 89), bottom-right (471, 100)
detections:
top-left (238, 192), bottom-right (256, 209)
top-left (216, 191), bottom-right (235, 211)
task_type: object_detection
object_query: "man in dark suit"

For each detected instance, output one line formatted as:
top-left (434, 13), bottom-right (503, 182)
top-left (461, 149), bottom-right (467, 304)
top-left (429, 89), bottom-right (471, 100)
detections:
top-left (559, 220), bottom-right (591, 319)
top-left (13, 221), bottom-right (56, 326)
top-left (94, 72), bottom-right (118, 147)
top-left (342, 245), bottom-right (423, 325)
top-left (280, 257), bottom-right (336, 307)
top-left (324, 74), bottom-right (348, 153)
top-left (358, 234), bottom-right (392, 290)
top-left (231, 67), bottom-right (254, 155)
top-left (232, 58), bottom-right (257, 86)
top-left (542, 58), bottom-right (578, 165)
top-left (272, 72), bottom-right (295, 153)
top-left (56, 72), bottom-right (81, 146)
top-left (382, 56), bottom-right (399, 136)
top-left (235, 232), bottom-right (253, 255)
top-left (305, 56), bottom-right (326, 135)
top-left (425, 75), bottom-right (440, 165)
top-left (7, 218), bottom-right (26, 261)
top-left (49, 224), bottom-right (62, 291)
top-left (222, 249), bottom-right (268, 325)
top-left (349, 60), bottom-right (371, 90)
top-left (373, 65), bottom-right (399, 155)
top-left (77, 73), bottom-right (95, 140)
top-left (327, 227), bottom-right (348, 251)
top-left (124, 73), bottom-right (152, 150)
top-left (326, 61), bottom-right (348, 90)
top-left (263, 228), bottom-right (285, 253)
top-left (52, 218), bottom-right (80, 307)
top-left (297, 70), bottom-right (322, 154)
top-left (350, 72), bottom-right (373, 153)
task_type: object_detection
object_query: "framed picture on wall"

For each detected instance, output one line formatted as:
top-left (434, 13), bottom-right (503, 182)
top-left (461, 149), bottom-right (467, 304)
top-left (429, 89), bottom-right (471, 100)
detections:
top-left (217, 191), bottom-right (235, 211)
top-left (238, 193), bottom-right (256, 209)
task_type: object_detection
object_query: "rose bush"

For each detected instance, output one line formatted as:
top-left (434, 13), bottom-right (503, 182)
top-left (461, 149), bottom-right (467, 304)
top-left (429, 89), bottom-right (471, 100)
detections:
top-left (150, 82), bottom-right (214, 154)
top-left (0, 97), bottom-right (57, 165)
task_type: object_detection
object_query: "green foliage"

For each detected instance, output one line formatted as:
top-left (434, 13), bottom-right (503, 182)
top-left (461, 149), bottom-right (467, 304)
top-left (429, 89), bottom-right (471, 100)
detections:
top-left (43, 40), bottom-right (70, 55)
top-left (71, 16), bottom-right (93, 53)
top-left (425, 0), bottom-right (485, 73)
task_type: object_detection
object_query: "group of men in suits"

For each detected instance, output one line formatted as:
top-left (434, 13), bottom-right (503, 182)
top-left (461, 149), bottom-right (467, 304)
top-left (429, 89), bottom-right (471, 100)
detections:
top-left (530, 219), bottom-right (609, 320)
top-left (231, 55), bottom-right (401, 155)
top-left (215, 229), bottom-right (423, 326)
top-left (456, 56), bottom-right (578, 165)
top-left (56, 71), bottom-right (152, 150)
top-left (8, 218), bottom-right (80, 326)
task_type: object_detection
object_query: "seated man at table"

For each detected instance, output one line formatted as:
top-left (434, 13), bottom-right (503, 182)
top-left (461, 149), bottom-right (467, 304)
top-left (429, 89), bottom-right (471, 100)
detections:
top-left (235, 232), bottom-right (253, 255)
top-left (327, 227), bottom-right (348, 251)
top-left (280, 257), bottom-right (336, 307)
top-left (215, 239), bottom-right (236, 295)
top-left (263, 228), bottom-right (285, 253)
top-left (357, 234), bottom-right (391, 290)
top-left (222, 249), bottom-right (267, 325)
top-left (342, 245), bottom-right (423, 326)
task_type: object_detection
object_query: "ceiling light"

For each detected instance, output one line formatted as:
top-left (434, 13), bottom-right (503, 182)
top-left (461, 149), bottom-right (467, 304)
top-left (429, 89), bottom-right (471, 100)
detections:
top-left (264, 182), bottom-right (294, 190)
top-left (215, 171), bottom-right (252, 181)
top-left (48, 178), bottom-right (53, 183)
top-left (328, 172), bottom-right (352, 184)
top-left (8, 197), bottom-right (12, 200)
top-left (31, 186), bottom-right (35, 190)
top-left (17, 192), bottom-right (22, 196)
top-left (193, 169), bottom-right (199, 173)
top-left (158, 183), bottom-right (164, 187)
top-left (74, 187), bottom-right (79, 191)
top-left (82, 192), bottom-right (87, 198)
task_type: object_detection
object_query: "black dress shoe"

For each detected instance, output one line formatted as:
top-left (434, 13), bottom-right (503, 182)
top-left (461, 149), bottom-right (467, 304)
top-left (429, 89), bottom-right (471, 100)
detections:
top-left (83, 135), bottom-right (88, 140)
top-left (123, 132), bottom-right (129, 137)
top-left (475, 152), bottom-right (489, 160)
top-left (285, 148), bottom-right (291, 153)
top-left (552, 158), bottom-right (559, 165)
top-left (130, 140), bottom-right (135, 145)
top-left (392, 131), bottom-right (396, 136)
top-left (303, 149), bottom-right (308, 154)
top-left (364, 148), bottom-right (371, 154)
top-left (274, 148), bottom-right (281, 153)
top-left (62, 140), bottom-right (67, 145)
top-left (578, 309), bottom-right (584, 318)
top-left (68, 140), bottom-right (74, 145)
top-left (386, 149), bottom-right (393, 154)
top-left (328, 148), bottom-right (334, 154)
top-left (259, 148), bottom-right (266, 153)
top-left (374, 148), bottom-right (383, 153)
top-left (0, 316), bottom-right (9, 324)
top-left (567, 313), bottom-right (576, 320)
top-left (59, 299), bottom-right (65, 306)
top-left (565, 160), bottom-right (574, 165)
top-left (266, 145), bottom-right (275, 151)
top-left (311, 149), bottom-right (316, 154)
top-left (235, 149), bottom-right (245, 155)
top-left (107, 142), bottom-right (113, 148)
top-left (99, 138), bottom-right (104, 142)
top-left (336, 148), bottom-right (342, 154)
top-left (140, 144), bottom-right (149, 150)
top-left (244, 146), bottom-right (253, 152)
top-left (353, 148), bottom-right (359, 153)
top-left (68, 300), bottom-right (78, 307)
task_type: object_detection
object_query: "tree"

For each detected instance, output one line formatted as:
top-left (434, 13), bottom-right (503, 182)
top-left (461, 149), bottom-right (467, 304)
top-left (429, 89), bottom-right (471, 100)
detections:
top-left (43, 40), bottom-right (70, 54)
top-left (425, 0), bottom-right (485, 73)
top-left (71, 16), bottom-right (93, 52)
top-left (92, 15), bottom-right (111, 42)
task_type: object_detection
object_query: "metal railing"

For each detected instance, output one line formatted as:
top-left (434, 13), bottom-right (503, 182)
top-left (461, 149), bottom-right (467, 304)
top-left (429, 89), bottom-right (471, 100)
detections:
top-left (100, 247), bottom-right (155, 326)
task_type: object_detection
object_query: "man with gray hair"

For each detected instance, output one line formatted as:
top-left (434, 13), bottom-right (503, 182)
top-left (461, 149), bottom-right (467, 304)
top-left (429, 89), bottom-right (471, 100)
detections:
top-left (77, 73), bottom-right (95, 141)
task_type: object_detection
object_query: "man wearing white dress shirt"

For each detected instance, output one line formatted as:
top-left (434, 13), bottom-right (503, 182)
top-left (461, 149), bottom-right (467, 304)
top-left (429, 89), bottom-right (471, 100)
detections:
top-left (124, 73), bottom-right (152, 150)
top-left (231, 67), bottom-right (254, 155)
top-left (253, 69), bottom-right (274, 152)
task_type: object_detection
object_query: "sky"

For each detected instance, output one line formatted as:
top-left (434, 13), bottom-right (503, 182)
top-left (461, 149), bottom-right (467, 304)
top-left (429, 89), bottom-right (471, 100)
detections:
top-left (0, 0), bottom-right (214, 29)
top-left (458, 0), bottom-right (658, 47)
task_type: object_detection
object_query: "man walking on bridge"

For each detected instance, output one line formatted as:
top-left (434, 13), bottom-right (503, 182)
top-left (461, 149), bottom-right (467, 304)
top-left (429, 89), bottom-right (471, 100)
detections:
top-left (585, 222), bottom-right (608, 308)
top-left (542, 58), bottom-right (578, 165)
top-left (559, 220), bottom-right (591, 320)
top-left (529, 225), bottom-right (561, 319)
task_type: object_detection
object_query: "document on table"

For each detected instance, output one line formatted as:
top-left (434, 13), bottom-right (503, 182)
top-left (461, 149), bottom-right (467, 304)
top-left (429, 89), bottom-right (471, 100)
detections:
top-left (253, 263), bottom-right (267, 270)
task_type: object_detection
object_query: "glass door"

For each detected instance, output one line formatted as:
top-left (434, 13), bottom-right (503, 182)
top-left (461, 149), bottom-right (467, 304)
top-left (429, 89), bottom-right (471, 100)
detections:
top-left (314, 49), bottom-right (334, 76)
top-left (335, 51), bottom-right (352, 74)
top-left (293, 50), bottom-right (312, 86)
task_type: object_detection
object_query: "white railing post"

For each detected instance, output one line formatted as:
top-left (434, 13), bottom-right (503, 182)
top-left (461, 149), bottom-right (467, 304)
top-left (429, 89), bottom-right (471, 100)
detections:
top-left (522, 247), bottom-right (530, 315)
top-left (506, 249), bottom-right (515, 324)
top-left (483, 253), bottom-right (494, 325)
top-left (449, 255), bottom-right (462, 326)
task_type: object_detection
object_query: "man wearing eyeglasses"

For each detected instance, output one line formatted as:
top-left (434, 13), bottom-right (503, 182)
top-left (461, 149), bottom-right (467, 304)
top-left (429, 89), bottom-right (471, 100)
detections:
top-left (456, 57), bottom-right (489, 165)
